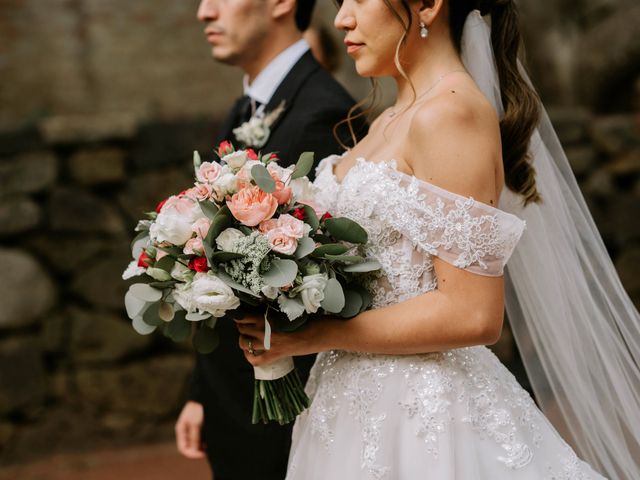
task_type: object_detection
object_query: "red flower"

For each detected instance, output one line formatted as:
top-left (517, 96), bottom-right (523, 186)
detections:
top-left (155, 198), bottom-right (168, 213)
top-left (188, 256), bottom-right (210, 272)
top-left (269, 153), bottom-right (279, 162)
top-left (321, 212), bottom-right (333, 221)
top-left (138, 251), bottom-right (153, 268)
top-left (246, 148), bottom-right (259, 160)
top-left (292, 207), bottom-right (306, 220)
top-left (217, 140), bottom-right (234, 157)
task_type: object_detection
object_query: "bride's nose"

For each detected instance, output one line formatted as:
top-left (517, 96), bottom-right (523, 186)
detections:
top-left (334, 4), bottom-right (356, 32)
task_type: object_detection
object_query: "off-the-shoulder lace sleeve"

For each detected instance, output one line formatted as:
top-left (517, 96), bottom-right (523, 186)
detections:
top-left (383, 168), bottom-right (525, 277)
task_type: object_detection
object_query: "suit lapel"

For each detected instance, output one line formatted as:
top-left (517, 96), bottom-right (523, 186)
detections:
top-left (216, 96), bottom-right (246, 145)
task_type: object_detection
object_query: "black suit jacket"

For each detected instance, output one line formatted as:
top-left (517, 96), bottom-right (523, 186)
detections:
top-left (188, 51), bottom-right (366, 480)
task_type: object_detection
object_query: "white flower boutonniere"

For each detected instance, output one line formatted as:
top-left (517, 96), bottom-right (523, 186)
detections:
top-left (233, 100), bottom-right (286, 148)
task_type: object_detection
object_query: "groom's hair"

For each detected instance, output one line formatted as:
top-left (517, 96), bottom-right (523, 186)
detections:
top-left (295, 0), bottom-right (316, 31)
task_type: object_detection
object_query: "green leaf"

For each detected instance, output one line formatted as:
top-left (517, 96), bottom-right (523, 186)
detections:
top-left (352, 285), bottom-right (372, 312)
top-left (263, 258), bottom-right (298, 288)
top-left (129, 283), bottom-right (163, 302)
top-left (320, 278), bottom-right (345, 313)
top-left (294, 237), bottom-right (316, 259)
top-left (251, 164), bottom-right (276, 193)
top-left (290, 152), bottom-right (314, 180)
top-left (313, 244), bottom-right (350, 257)
top-left (323, 254), bottom-right (365, 263)
top-left (142, 301), bottom-right (164, 326)
top-left (312, 234), bottom-right (332, 245)
top-left (155, 255), bottom-right (176, 273)
top-left (148, 280), bottom-right (177, 289)
top-left (205, 206), bottom-right (232, 245)
top-left (339, 289), bottom-right (363, 318)
top-left (199, 201), bottom-right (219, 221)
top-left (166, 310), bottom-right (191, 342)
top-left (325, 217), bottom-right (368, 244)
top-left (343, 260), bottom-right (382, 273)
top-left (208, 251), bottom-right (244, 263)
top-left (193, 326), bottom-right (220, 354)
top-left (302, 204), bottom-right (319, 230)
top-left (132, 315), bottom-right (157, 335)
top-left (157, 246), bottom-right (183, 257)
top-left (130, 231), bottom-right (149, 258)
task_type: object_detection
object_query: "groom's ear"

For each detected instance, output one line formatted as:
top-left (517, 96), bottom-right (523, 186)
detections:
top-left (270, 0), bottom-right (297, 22)
top-left (418, 0), bottom-right (445, 26)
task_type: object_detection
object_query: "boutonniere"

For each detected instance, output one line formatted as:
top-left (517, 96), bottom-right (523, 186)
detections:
top-left (233, 100), bottom-right (286, 149)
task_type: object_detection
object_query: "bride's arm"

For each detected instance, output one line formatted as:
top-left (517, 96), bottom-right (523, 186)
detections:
top-left (238, 90), bottom-right (507, 362)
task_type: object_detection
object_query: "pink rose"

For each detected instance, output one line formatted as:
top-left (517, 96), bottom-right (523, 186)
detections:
top-left (277, 214), bottom-right (306, 239)
top-left (184, 237), bottom-right (204, 255)
top-left (258, 219), bottom-right (279, 234)
top-left (192, 217), bottom-right (212, 238)
top-left (188, 183), bottom-right (215, 202)
top-left (197, 162), bottom-right (222, 183)
top-left (227, 186), bottom-right (278, 227)
top-left (267, 229), bottom-right (298, 255)
top-left (271, 175), bottom-right (293, 205)
top-left (162, 195), bottom-right (196, 215)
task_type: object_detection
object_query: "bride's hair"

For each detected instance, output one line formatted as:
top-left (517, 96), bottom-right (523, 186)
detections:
top-left (336, 0), bottom-right (541, 204)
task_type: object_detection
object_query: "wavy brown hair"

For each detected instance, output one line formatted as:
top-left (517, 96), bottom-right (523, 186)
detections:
top-left (336, 0), bottom-right (541, 204)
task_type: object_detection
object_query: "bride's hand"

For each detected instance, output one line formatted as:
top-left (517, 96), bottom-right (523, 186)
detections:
top-left (235, 316), bottom-right (319, 367)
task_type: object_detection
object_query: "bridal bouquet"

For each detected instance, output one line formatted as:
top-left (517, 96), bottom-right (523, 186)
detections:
top-left (123, 141), bottom-right (379, 424)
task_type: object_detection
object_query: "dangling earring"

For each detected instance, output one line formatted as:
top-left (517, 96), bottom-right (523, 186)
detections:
top-left (419, 21), bottom-right (429, 39)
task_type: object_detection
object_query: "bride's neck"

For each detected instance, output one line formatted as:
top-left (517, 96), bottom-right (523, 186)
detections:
top-left (393, 37), bottom-right (465, 106)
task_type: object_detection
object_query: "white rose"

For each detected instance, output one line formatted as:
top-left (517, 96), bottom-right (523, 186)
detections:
top-left (290, 176), bottom-right (318, 202)
top-left (216, 228), bottom-right (245, 252)
top-left (277, 294), bottom-right (305, 321)
top-left (150, 210), bottom-right (194, 245)
top-left (213, 172), bottom-right (239, 197)
top-left (239, 159), bottom-right (262, 180)
top-left (297, 273), bottom-right (328, 314)
top-left (223, 151), bottom-right (249, 170)
top-left (175, 272), bottom-right (240, 317)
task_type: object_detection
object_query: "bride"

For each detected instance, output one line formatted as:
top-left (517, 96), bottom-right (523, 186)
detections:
top-left (236, 0), bottom-right (640, 478)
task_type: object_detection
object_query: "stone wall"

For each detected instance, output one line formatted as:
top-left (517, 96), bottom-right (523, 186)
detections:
top-left (0, 0), bottom-right (638, 468)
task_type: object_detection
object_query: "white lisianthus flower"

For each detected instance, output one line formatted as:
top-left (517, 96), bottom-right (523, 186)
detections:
top-left (261, 285), bottom-right (279, 300)
top-left (216, 228), bottom-right (245, 252)
top-left (189, 272), bottom-right (240, 317)
top-left (290, 176), bottom-right (318, 202)
top-left (213, 172), bottom-right (239, 197)
top-left (122, 260), bottom-right (146, 280)
top-left (297, 273), bottom-right (329, 314)
top-left (277, 294), bottom-right (305, 321)
top-left (238, 159), bottom-right (262, 181)
top-left (222, 151), bottom-right (249, 170)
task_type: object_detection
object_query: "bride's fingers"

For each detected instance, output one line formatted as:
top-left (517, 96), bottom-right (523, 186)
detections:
top-left (236, 322), bottom-right (265, 339)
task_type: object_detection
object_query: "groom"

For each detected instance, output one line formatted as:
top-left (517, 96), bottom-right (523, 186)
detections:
top-left (175, 1), bottom-right (365, 479)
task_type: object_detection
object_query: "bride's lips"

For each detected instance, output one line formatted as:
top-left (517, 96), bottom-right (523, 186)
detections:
top-left (344, 40), bottom-right (364, 54)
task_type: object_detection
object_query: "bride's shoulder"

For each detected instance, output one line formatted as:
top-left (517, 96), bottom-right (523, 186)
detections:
top-left (406, 85), bottom-right (502, 205)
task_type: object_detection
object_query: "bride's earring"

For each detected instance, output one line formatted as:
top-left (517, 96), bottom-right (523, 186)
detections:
top-left (419, 21), bottom-right (429, 39)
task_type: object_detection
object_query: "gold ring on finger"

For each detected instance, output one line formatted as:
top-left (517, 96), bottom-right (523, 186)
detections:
top-left (247, 339), bottom-right (255, 355)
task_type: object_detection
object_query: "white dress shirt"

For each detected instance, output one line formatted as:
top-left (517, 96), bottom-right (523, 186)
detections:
top-left (243, 39), bottom-right (310, 115)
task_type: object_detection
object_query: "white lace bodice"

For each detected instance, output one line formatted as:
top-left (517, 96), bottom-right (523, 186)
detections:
top-left (314, 155), bottom-right (525, 308)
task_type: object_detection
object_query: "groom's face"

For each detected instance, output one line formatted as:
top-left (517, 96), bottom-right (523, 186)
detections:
top-left (197, 0), bottom-right (270, 67)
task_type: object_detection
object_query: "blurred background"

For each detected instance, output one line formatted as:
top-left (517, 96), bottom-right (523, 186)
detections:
top-left (0, 0), bottom-right (638, 478)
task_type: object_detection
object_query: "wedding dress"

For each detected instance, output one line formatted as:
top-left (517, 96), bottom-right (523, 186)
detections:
top-left (285, 155), bottom-right (605, 480)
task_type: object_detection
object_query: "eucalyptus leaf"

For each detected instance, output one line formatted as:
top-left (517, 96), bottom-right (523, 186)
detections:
top-left (302, 204), bottom-right (319, 230)
top-left (353, 285), bottom-right (373, 312)
top-left (339, 289), bottom-right (363, 318)
top-left (208, 251), bottom-right (244, 263)
top-left (157, 246), bottom-right (183, 257)
top-left (155, 255), bottom-right (176, 273)
top-left (166, 311), bottom-right (191, 342)
top-left (251, 164), bottom-right (276, 193)
top-left (313, 244), bottom-right (350, 257)
top-left (325, 217), bottom-right (369, 244)
top-left (158, 301), bottom-right (175, 322)
top-left (199, 201), bottom-right (219, 221)
top-left (132, 315), bottom-right (157, 335)
top-left (343, 260), bottom-right (382, 273)
top-left (294, 237), bottom-right (316, 259)
top-left (323, 254), bottom-right (365, 263)
top-left (263, 258), bottom-right (298, 288)
top-left (193, 326), bottom-right (220, 354)
top-left (131, 231), bottom-right (149, 258)
top-left (206, 206), bottom-right (232, 245)
top-left (129, 283), bottom-right (163, 302)
top-left (148, 280), bottom-right (177, 289)
top-left (290, 152), bottom-right (314, 180)
top-left (320, 278), bottom-right (345, 313)
top-left (125, 290), bottom-right (149, 319)
top-left (143, 301), bottom-right (164, 326)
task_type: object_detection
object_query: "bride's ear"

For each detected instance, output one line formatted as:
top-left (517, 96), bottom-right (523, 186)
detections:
top-left (418, 0), bottom-right (445, 27)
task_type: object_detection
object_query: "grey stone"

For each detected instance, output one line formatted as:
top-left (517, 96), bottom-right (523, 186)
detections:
top-left (71, 244), bottom-right (134, 309)
top-left (0, 249), bottom-right (57, 329)
top-left (547, 107), bottom-right (592, 146)
top-left (0, 197), bottom-right (40, 237)
top-left (616, 246), bottom-right (640, 299)
top-left (607, 149), bottom-right (640, 176)
top-left (566, 146), bottom-right (599, 177)
top-left (68, 147), bottom-right (127, 185)
top-left (0, 337), bottom-right (47, 414)
top-left (602, 194), bottom-right (640, 245)
top-left (590, 115), bottom-right (640, 156)
top-left (116, 168), bottom-right (192, 222)
top-left (583, 168), bottom-right (615, 198)
top-left (75, 355), bottom-right (193, 417)
top-left (68, 307), bottom-right (151, 364)
top-left (40, 310), bottom-right (68, 354)
top-left (0, 421), bottom-right (15, 450)
top-left (0, 151), bottom-right (57, 195)
top-left (39, 113), bottom-right (138, 145)
top-left (27, 234), bottom-right (109, 274)
top-left (0, 126), bottom-right (45, 156)
top-left (49, 187), bottom-right (125, 234)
